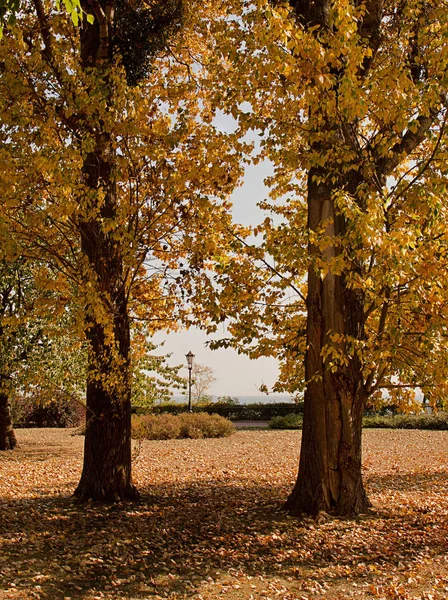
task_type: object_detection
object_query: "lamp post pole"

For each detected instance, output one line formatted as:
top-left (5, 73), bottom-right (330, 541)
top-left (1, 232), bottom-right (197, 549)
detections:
top-left (186, 351), bottom-right (195, 413)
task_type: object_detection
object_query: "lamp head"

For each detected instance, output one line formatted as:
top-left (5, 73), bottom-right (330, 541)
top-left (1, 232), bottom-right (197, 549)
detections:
top-left (186, 351), bottom-right (195, 369)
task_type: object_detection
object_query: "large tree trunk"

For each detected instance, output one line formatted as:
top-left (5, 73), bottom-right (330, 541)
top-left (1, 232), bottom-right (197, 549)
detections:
top-left (285, 172), bottom-right (370, 516)
top-left (280, 0), bottom-right (376, 517)
top-left (74, 0), bottom-right (138, 502)
top-left (0, 392), bottom-right (17, 451)
top-left (74, 229), bottom-right (138, 500)
top-left (74, 141), bottom-right (138, 502)
top-left (74, 315), bottom-right (136, 501)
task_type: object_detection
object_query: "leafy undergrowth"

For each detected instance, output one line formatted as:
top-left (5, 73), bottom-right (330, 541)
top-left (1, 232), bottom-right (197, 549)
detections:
top-left (0, 429), bottom-right (447, 600)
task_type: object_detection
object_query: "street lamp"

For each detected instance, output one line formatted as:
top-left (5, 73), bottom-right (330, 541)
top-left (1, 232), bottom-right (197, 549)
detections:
top-left (186, 351), bottom-right (195, 413)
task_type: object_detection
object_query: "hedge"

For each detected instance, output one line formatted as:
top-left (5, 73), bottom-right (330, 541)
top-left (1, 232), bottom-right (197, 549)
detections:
top-left (362, 412), bottom-right (448, 430)
top-left (144, 402), bottom-right (303, 421)
top-left (270, 412), bottom-right (448, 430)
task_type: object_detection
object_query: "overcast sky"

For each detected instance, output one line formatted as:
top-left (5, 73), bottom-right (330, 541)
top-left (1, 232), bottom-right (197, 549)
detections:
top-left (154, 106), bottom-right (297, 399)
top-left (153, 146), bottom-right (290, 398)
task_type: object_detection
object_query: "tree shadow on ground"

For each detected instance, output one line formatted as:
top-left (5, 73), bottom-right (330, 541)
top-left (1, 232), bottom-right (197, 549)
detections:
top-left (366, 470), bottom-right (448, 493)
top-left (1, 471), bottom-right (447, 599)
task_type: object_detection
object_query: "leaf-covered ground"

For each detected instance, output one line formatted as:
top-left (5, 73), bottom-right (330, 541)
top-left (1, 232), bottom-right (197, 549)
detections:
top-left (0, 429), bottom-right (447, 600)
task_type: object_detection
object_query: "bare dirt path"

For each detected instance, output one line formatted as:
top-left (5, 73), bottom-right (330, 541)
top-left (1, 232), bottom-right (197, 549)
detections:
top-left (231, 421), bottom-right (270, 429)
top-left (0, 428), bottom-right (447, 599)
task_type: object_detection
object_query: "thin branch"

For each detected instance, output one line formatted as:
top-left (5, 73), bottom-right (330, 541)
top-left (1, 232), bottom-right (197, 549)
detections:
top-left (379, 383), bottom-right (428, 390)
top-left (367, 365), bottom-right (390, 396)
top-left (32, 0), bottom-right (66, 87)
top-left (386, 109), bottom-right (447, 206)
top-left (373, 106), bottom-right (441, 181)
top-left (365, 287), bottom-right (390, 393)
top-left (358, 0), bottom-right (383, 78)
top-left (227, 229), bottom-right (307, 304)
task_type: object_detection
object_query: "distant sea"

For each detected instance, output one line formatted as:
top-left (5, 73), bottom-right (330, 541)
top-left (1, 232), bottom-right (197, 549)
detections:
top-left (172, 395), bottom-right (294, 405)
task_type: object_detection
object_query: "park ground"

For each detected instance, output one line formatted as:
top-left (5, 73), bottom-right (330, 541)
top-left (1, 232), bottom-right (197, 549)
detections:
top-left (0, 429), bottom-right (447, 600)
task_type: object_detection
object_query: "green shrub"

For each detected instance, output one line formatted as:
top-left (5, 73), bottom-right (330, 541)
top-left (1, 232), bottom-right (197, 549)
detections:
top-left (270, 412), bottom-right (448, 430)
top-left (362, 412), bottom-right (448, 430)
top-left (269, 414), bottom-right (303, 429)
top-left (131, 412), bottom-right (234, 440)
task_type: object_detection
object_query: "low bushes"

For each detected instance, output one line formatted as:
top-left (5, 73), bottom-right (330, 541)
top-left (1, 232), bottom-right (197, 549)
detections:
top-left (269, 414), bottom-right (303, 430)
top-left (150, 402), bottom-right (302, 420)
top-left (132, 413), bottom-right (181, 440)
top-left (270, 412), bottom-right (448, 430)
top-left (131, 412), bottom-right (235, 440)
top-left (362, 412), bottom-right (448, 430)
top-left (12, 396), bottom-right (85, 428)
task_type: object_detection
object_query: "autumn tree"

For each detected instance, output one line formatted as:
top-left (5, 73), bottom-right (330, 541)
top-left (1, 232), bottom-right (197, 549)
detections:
top-left (202, 0), bottom-right (448, 515)
top-left (0, 0), bottom-right (246, 500)
top-left (0, 235), bottom-right (89, 448)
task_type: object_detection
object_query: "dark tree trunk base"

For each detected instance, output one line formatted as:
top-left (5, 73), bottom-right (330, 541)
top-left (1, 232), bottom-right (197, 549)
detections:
top-left (74, 388), bottom-right (138, 504)
top-left (0, 429), bottom-right (17, 451)
top-left (0, 394), bottom-right (17, 451)
top-left (7, 429), bottom-right (17, 450)
top-left (284, 485), bottom-right (372, 518)
top-left (74, 481), bottom-right (140, 504)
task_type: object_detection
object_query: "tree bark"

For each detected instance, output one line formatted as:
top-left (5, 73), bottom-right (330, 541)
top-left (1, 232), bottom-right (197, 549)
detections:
top-left (0, 392), bottom-right (17, 451)
top-left (74, 316), bottom-right (136, 501)
top-left (74, 218), bottom-right (138, 500)
top-left (285, 171), bottom-right (371, 516)
top-left (73, 0), bottom-right (138, 502)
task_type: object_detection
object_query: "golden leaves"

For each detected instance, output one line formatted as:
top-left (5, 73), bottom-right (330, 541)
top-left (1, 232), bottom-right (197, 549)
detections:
top-left (202, 0), bottom-right (448, 404)
top-left (0, 0), bottom-right (250, 377)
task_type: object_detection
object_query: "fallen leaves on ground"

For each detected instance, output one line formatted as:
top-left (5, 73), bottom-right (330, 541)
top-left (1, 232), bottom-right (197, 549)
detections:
top-left (0, 428), bottom-right (447, 599)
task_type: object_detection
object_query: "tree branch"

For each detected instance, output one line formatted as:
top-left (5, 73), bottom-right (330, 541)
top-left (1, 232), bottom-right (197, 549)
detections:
top-left (386, 108), bottom-right (447, 206)
top-left (358, 0), bottom-right (383, 78)
top-left (32, 0), bottom-right (66, 86)
top-left (373, 106), bottom-right (440, 181)
top-left (227, 229), bottom-right (307, 304)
